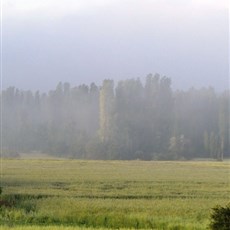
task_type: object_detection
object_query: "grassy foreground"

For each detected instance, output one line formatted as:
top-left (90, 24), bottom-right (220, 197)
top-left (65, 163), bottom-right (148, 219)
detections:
top-left (0, 159), bottom-right (229, 229)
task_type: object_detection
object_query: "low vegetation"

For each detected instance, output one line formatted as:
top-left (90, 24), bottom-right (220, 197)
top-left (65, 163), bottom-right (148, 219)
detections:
top-left (209, 203), bottom-right (230, 230)
top-left (0, 159), bottom-right (229, 229)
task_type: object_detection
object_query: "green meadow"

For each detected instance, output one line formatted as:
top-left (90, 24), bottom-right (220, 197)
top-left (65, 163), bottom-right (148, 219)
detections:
top-left (0, 159), bottom-right (229, 229)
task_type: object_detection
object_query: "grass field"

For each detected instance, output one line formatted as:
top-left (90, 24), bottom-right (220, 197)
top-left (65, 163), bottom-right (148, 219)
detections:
top-left (0, 159), bottom-right (229, 229)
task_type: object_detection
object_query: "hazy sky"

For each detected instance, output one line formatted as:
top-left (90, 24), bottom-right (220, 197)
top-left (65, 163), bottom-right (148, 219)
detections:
top-left (2, 0), bottom-right (229, 91)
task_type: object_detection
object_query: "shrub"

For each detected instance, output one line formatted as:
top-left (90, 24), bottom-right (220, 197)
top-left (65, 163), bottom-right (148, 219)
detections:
top-left (209, 203), bottom-right (230, 230)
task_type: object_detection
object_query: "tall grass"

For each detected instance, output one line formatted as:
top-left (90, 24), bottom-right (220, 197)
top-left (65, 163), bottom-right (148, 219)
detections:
top-left (0, 159), bottom-right (229, 229)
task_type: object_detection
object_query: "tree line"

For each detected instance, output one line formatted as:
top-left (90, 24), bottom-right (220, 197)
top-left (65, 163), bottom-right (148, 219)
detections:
top-left (1, 74), bottom-right (229, 160)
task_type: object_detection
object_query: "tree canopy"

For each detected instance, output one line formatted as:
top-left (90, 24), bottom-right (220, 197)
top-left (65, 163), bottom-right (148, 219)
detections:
top-left (1, 74), bottom-right (229, 160)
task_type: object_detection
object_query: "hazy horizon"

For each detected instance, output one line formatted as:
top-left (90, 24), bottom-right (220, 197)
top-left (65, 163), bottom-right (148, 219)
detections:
top-left (2, 74), bottom-right (229, 93)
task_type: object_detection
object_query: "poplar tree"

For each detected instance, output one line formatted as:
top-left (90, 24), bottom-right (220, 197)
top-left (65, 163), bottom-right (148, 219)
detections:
top-left (99, 80), bottom-right (114, 143)
top-left (218, 91), bottom-right (229, 161)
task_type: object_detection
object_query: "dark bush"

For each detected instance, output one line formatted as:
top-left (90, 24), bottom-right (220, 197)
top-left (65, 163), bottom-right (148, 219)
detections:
top-left (209, 203), bottom-right (230, 230)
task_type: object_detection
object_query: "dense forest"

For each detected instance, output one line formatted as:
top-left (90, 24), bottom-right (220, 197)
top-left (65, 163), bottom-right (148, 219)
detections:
top-left (1, 74), bottom-right (229, 160)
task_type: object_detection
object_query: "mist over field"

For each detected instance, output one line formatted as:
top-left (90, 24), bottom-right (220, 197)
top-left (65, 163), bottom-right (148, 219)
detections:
top-left (1, 2), bottom-right (229, 228)
top-left (1, 75), bottom-right (229, 160)
top-left (1, 0), bottom-right (229, 160)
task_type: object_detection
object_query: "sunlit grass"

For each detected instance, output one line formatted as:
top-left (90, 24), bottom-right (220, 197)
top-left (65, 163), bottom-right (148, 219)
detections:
top-left (1, 159), bottom-right (229, 229)
top-left (1, 226), bottom-right (112, 230)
